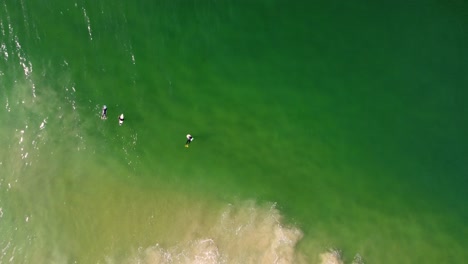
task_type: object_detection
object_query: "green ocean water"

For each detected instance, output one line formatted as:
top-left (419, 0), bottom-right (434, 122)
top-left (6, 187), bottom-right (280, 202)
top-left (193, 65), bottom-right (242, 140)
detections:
top-left (1, 0), bottom-right (467, 263)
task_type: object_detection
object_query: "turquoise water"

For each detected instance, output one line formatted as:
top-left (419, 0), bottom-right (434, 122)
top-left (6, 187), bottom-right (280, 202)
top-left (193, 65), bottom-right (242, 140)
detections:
top-left (1, 0), bottom-right (467, 263)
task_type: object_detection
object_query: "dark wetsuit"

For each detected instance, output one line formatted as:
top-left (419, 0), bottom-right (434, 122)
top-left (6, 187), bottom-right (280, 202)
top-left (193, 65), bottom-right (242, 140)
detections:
top-left (186, 135), bottom-right (193, 145)
top-left (101, 108), bottom-right (107, 119)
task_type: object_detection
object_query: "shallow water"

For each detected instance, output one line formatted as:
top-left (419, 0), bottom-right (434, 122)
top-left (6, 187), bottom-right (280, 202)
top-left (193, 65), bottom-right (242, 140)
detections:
top-left (1, 0), bottom-right (467, 263)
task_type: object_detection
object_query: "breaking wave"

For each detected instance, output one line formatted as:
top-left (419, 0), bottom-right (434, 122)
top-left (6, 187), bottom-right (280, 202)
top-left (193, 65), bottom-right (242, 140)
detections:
top-left (319, 249), bottom-right (365, 264)
top-left (108, 201), bottom-right (304, 264)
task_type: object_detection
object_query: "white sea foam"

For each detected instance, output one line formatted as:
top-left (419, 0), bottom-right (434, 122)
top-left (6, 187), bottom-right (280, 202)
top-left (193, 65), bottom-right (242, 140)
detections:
top-left (319, 249), bottom-right (365, 264)
top-left (0, 20), bottom-right (4, 36)
top-left (0, 42), bottom-right (8, 61)
top-left (12, 34), bottom-right (33, 79)
top-left (82, 7), bottom-right (93, 40)
top-left (320, 250), bottom-right (344, 264)
top-left (3, 98), bottom-right (8, 112)
top-left (112, 200), bottom-right (364, 264)
top-left (121, 201), bottom-right (304, 264)
top-left (39, 119), bottom-right (46, 130)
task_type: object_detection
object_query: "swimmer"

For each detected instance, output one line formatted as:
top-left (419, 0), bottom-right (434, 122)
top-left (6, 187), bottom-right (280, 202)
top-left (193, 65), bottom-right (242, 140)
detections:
top-left (185, 134), bottom-right (194, 148)
top-left (101, 105), bottom-right (107, 119)
top-left (118, 113), bottom-right (124, 126)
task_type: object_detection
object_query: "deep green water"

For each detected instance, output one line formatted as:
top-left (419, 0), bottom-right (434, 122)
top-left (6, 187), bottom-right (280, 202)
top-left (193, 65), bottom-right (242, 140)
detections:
top-left (1, 0), bottom-right (467, 263)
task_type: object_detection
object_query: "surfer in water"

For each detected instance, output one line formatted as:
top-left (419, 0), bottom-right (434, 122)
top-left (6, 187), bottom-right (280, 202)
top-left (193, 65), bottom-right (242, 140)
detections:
top-left (118, 113), bottom-right (124, 126)
top-left (185, 134), bottom-right (194, 148)
top-left (101, 105), bottom-right (107, 119)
